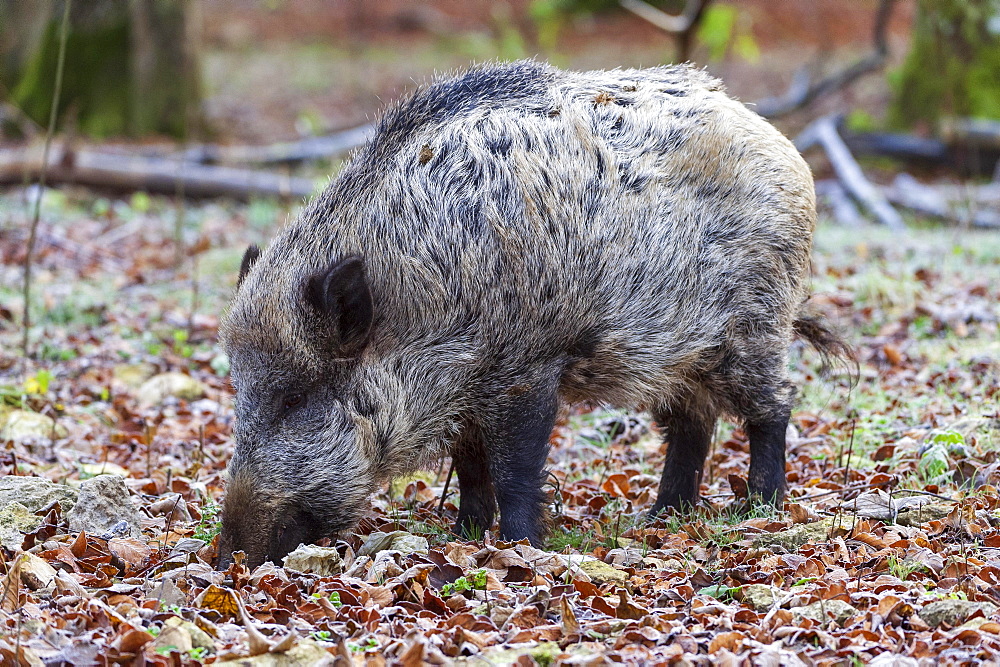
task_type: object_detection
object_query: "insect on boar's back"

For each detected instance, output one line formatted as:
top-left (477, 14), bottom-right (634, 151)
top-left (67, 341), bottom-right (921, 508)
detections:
top-left (217, 59), bottom-right (851, 569)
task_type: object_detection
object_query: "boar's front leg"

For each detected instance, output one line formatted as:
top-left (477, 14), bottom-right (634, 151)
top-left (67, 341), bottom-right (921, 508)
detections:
top-left (482, 382), bottom-right (559, 546)
top-left (452, 424), bottom-right (497, 540)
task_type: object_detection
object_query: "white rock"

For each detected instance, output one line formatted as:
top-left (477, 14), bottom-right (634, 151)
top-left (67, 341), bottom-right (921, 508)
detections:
top-left (137, 372), bottom-right (207, 406)
top-left (790, 599), bottom-right (858, 625)
top-left (0, 409), bottom-right (66, 441)
top-left (282, 543), bottom-right (344, 576)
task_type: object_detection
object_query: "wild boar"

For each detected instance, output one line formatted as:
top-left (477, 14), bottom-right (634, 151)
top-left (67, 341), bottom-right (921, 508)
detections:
top-left (217, 59), bottom-right (850, 569)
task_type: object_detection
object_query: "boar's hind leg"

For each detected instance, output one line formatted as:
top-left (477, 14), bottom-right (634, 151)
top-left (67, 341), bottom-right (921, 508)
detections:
top-left (483, 383), bottom-right (559, 546)
top-left (452, 425), bottom-right (497, 539)
top-left (650, 400), bottom-right (717, 514)
top-left (744, 406), bottom-right (791, 507)
top-left (720, 357), bottom-right (793, 508)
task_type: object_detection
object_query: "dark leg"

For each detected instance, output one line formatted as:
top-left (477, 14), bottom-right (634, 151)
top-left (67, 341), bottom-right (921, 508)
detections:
top-left (703, 328), bottom-right (796, 510)
top-left (745, 409), bottom-right (790, 506)
top-left (650, 400), bottom-right (716, 514)
top-left (452, 424), bottom-right (497, 539)
top-left (709, 348), bottom-right (794, 509)
top-left (482, 382), bottom-right (559, 546)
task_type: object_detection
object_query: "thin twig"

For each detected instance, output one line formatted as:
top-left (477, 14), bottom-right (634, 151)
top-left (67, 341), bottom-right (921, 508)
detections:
top-left (753, 0), bottom-right (896, 118)
top-left (438, 459), bottom-right (455, 515)
top-left (891, 488), bottom-right (960, 503)
top-left (619, 0), bottom-right (705, 33)
top-left (174, 29), bottom-right (191, 270)
top-left (843, 418), bottom-right (856, 487)
top-left (619, 0), bottom-right (712, 61)
top-left (22, 0), bottom-right (73, 359)
top-left (799, 483), bottom-right (958, 503)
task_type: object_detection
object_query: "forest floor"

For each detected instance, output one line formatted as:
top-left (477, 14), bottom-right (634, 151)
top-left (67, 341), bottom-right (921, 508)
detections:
top-left (0, 186), bottom-right (998, 665)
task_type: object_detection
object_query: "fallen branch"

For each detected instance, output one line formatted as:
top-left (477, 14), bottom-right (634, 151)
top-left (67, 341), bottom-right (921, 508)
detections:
top-left (843, 125), bottom-right (1000, 177)
top-left (883, 173), bottom-right (1000, 228)
top-left (0, 144), bottom-right (316, 201)
top-left (0, 101), bottom-right (41, 140)
top-left (753, 0), bottom-right (896, 118)
top-left (619, 0), bottom-right (712, 60)
top-left (842, 131), bottom-right (950, 167)
top-left (797, 115), bottom-right (906, 231)
top-left (814, 179), bottom-right (866, 228)
top-left (178, 123), bottom-right (374, 166)
top-left (906, 181), bottom-right (1000, 205)
top-left (941, 117), bottom-right (1000, 152)
top-left (619, 0), bottom-right (707, 33)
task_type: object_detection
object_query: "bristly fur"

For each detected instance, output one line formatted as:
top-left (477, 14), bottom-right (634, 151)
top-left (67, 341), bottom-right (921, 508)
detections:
top-left (794, 310), bottom-right (858, 381)
top-left (217, 59), bottom-right (851, 568)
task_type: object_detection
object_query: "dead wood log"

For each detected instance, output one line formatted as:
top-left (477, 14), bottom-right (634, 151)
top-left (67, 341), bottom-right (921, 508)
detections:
top-left (917, 182), bottom-right (1000, 204)
top-left (796, 115), bottom-right (906, 231)
top-left (835, 125), bottom-right (1000, 178)
top-left (814, 179), bottom-right (866, 228)
top-left (0, 144), bottom-right (316, 200)
top-left (753, 0), bottom-right (896, 118)
top-left (178, 124), bottom-right (375, 166)
top-left (842, 132), bottom-right (950, 167)
top-left (941, 118), bottom-right (1000, 152)
top-left (883, 173), bottom-right (1000, 228)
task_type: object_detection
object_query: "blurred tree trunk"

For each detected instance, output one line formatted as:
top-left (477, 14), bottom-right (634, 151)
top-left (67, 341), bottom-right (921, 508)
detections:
top-left (0, 0), bottom-right (204, 139)
top-left (890, 0), bottom-right (1000, 131)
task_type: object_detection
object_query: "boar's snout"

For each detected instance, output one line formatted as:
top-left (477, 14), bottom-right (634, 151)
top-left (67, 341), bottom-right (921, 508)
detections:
top-left (216, 473), bottom-right (317, 570)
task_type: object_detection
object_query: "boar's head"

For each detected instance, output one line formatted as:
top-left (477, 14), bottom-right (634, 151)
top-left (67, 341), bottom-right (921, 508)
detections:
top-left (216, 245), bottom-right (381, 569)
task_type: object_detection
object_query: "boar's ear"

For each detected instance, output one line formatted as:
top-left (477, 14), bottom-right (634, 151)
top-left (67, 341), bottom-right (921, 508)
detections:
top-left (237, 244), bottom-right (261, 289)
top-left (305, 256), bottom-right (373, 357)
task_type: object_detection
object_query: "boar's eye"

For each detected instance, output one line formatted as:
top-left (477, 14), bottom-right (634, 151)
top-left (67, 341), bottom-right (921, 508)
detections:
top-left (281, 393), bottom-right (305, 413)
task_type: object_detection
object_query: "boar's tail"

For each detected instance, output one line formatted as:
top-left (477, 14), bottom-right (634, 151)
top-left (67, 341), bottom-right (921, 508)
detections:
top-left (793, 311), bottom-right (859, 383)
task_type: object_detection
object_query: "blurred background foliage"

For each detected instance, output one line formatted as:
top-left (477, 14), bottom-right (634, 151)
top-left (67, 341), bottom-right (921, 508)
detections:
top-left (889, 0), bottom-right (1000, 129)
top-left (1, 0), bottom-right (999, 145)
top-left (0, 0), bottom-right (201, 139)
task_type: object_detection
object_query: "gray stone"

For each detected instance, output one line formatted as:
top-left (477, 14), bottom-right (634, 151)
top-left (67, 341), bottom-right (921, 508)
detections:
top-left (112, 363), bottom-right (157, 389)
top-left (753, 518), bottom-right (837, 550)
top-left (159, 616), bottom-right (213, 651)
top-left (740, 584), bottom-right (781, 612)
top-left (579, 560), bottom-right (627, 585)
top-left (0, 476), bottom-right (77, 514)
top-left (67, 474), bottom-right (142, 538)
top-left (867, 655), bottom-right (919, 667)
top-left (918, 599), bottom-right (998, 627)
top-left (212, 639), bottom-right (332, 666)
top-left (895, 502), bottom-right (954, 527)
top-left (790, 599), bottom-right (858, 626)
top-left (0, 502), bottom-right (44, 551)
